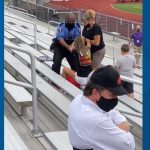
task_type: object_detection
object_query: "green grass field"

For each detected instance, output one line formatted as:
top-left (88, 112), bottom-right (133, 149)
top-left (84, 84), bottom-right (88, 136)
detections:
top-left (113, 3), bottom-right (142, 14)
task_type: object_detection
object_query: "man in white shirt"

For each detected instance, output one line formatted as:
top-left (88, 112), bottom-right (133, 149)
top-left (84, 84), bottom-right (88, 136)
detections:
top-left (68, 65), bottom-right (135, 150)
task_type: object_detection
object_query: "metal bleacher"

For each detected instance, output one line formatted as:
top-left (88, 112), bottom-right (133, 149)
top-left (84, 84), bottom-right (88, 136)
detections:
top-left (5, 116), bottom-right (29, 150)
top-left (4, 7), bottom-right (143, 150)
top-left (4, 69), bottom-right (32, 116)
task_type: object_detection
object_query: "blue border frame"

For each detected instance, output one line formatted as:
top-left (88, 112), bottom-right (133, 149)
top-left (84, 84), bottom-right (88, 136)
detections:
top-left (1, 0), bottom-right (4, 149)
top-left (143, 0), bottom-right (150, 149)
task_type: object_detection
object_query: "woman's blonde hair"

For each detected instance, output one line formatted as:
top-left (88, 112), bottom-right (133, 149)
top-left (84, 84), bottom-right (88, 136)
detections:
top-left (82, 9), bottom-right (96, 21)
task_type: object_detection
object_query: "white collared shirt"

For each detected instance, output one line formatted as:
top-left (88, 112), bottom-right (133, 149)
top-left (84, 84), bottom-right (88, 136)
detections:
top-left (68, 94), bottom-right (135, 150)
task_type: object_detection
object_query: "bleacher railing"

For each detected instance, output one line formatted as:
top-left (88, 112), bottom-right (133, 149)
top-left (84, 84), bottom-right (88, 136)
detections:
top-left (5, 6), bottom-right (38, 50)
top-left (4, 44), bottom-right (40, 137)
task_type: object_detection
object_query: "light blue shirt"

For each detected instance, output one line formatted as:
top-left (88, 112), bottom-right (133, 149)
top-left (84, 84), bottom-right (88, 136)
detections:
top-left (56, 22), bottom-right (81, 41)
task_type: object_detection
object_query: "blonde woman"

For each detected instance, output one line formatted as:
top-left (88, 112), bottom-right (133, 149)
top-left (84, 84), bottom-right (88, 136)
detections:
top-left (62, 36), bottom-right (92, 88)
top-left (82, 10), bottom-right (105, 70)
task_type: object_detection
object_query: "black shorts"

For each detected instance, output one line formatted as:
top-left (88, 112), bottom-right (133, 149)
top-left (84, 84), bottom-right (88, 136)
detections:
top-left (121, 81), bottom-right (134, 94)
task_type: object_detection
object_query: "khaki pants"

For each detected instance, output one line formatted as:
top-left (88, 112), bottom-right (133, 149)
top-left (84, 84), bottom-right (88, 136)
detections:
top-left (92, 47), bottom-right (105, 70)
top-left (134, 46), bottom-right (142, 66)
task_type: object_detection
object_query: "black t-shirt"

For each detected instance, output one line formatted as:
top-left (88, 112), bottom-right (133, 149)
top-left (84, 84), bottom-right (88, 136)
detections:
top-left (73, 51), bottom-right (92, 77)
top-left (82, 23), bottom-right (105, 53)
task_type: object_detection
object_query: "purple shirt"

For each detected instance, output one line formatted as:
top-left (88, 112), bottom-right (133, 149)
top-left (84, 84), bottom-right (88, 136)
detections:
top-left (131, 31), bottom-right (142, 47)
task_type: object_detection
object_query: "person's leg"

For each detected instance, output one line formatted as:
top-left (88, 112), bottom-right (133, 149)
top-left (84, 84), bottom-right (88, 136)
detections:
top-left (65, 51), bottom-right (77, 71)
top-left (52, 46), bottom-right (64, 74)
top-left (138, 46), bottom-right (142, 55)
top-left (128, 93), bottom-right (135, 99)
top-left (62, 67), bottom-right (80, 88)
top-left (125, 82), bottom-right (135, 99)
top-left (61, 66), bottom-right (76, 79)
top-left (92, 47), bottom-right (105, 70)
top-left (134, 46), bottom-right (140, 67)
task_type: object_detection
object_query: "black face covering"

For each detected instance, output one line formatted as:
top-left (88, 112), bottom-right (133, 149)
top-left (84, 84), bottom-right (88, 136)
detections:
top-left (137, 29), bottom-right (140, 32)
top-left (66, 23), bottom-right (75, 31)
top-left (97, 96), bottom-right (118, 112)
top-left (85, 23), bottom-right (91, 28)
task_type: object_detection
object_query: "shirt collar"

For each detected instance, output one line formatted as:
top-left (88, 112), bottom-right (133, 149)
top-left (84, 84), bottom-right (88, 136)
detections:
top-left (81, 94), bottom-right (106, 113)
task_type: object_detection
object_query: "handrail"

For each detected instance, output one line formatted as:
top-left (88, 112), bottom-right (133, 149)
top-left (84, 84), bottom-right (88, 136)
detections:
top-left (7, 5), bottom-right (28, 13)
top-left (5, 27), bottom-right (34, 37)
top-left (4, 6), bottom-right (36, 18)
top-left (105, 43), bottom-right (115, 66)
top-left (54, 10), bottom-right (80, 14)
top-left (120, 75), bottom-right (142, 86)
top-left (5, 80), bottom-right (33, 89)
top-left (5, 7), bottom-right (38, 50)
top-left (4, 43), bottom-right (40, 137)
top-left (117, 108), bottom-right (142, 118)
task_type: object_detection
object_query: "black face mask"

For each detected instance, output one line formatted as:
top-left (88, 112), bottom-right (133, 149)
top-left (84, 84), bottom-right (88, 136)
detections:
top-left (97, 96), bottom-right (118, 112)
top-left (137, 29), bottom-right (140, 32)
top-left (85, 23), bottom-right (91, 28)
top-left (66, 23), bottom-right (75, 31)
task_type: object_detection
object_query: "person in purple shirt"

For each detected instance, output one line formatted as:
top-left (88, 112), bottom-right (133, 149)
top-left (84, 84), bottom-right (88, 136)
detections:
top-left (129, 25), bottom-right (142, 68)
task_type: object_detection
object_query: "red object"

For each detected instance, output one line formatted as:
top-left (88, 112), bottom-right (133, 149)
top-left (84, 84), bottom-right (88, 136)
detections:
top-left (66, 76), bottom-right (80, 88)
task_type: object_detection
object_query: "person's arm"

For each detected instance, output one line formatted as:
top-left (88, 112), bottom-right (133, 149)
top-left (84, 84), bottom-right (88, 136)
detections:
top-left (115, 58), bottom-right (120, 72)
top-left (59, 39), bottom-right (73, 52)
top-left (91, 119), bottom-right (135, 150)
top-left (115, 66), bottom-right (119, 72)
top-left (117, 121), bottom-right (130, 132)
top-left (109, 109), bottom-right (130, 132)
top-left (90, 35), bottom-right (100, 46)
top-left (90, 25), bottom-right (102, 46)
top-left (85, 38), bottom-right (91, 48)
top-left (56, 24), bottom-right (72, 52)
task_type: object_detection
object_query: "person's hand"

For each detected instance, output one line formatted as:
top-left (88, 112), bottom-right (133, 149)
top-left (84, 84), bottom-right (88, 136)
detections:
top-left (117, 121), bottom-right (130, 132)
top-left (85, 38), bottom-right (91, 48)
top-left (67, 45), bottom-right (74, 52)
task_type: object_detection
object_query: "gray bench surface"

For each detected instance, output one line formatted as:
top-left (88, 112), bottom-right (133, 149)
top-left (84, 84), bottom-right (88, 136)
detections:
top-left (17, 43), bottom-right (142, 114)
top-left (5, 38), bottom-right (20, 48)
top-left (4, 30), bottom-right (16, 40)
top-left (5, 22), bottom-right (50, 50)
top-left (5, 116), bottom-right (29, 150)
top-left (45, 131), bottom-right (72, 150)
top-left (5, 49), bottom-right (142, 127)
top-left (6, 29), bottom-right (34, 45)
top-left (18, 43), bottom-right (142, 113)
top-left (110, 32), bottom-right (120, 41)
top-left (5, 50), bottom-right (70, 117)
top-left (4, 69), bottom-right (32, 106)
top-left (17, 44), bottom-right (81, 98)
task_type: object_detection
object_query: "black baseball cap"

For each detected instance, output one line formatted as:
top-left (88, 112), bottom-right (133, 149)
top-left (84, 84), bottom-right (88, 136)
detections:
top-left (90, 65), bottom-right (127, 96)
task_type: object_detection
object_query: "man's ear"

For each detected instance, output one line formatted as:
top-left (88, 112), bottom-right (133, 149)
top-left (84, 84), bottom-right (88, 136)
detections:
top-left (92, 89), bottom-right (99, 101)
